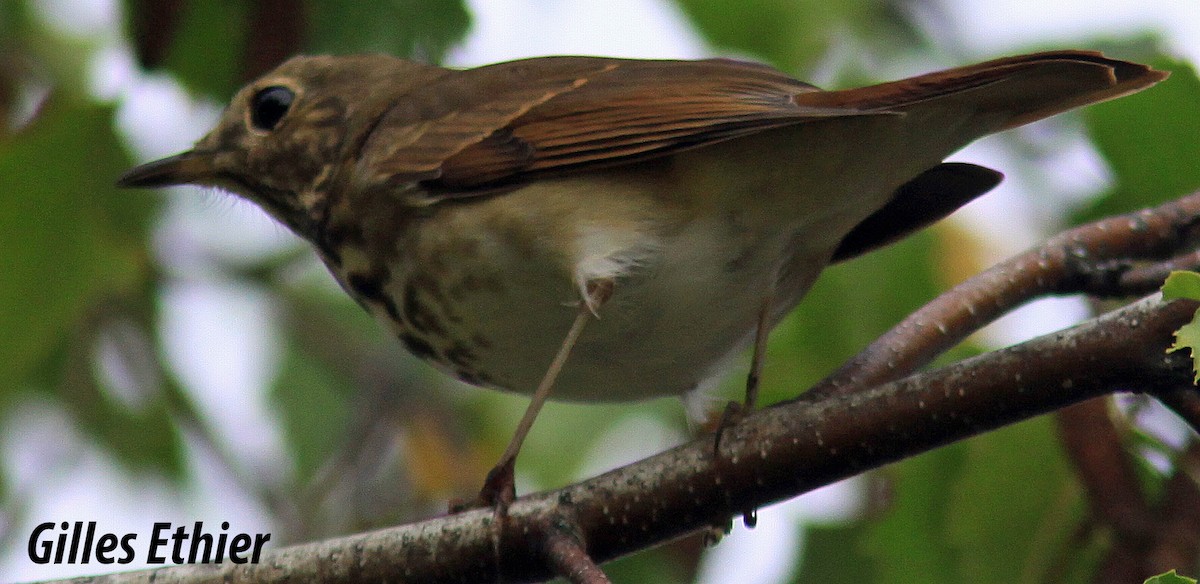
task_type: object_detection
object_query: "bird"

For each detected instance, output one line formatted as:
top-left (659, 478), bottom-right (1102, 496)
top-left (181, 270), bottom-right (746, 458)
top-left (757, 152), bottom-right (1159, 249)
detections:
top-left (117, 50), bottom-right (1167, 506)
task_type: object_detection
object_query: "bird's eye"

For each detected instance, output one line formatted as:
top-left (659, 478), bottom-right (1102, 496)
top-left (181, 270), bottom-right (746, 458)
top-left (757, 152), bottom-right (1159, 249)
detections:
top-left (249, 86), bottom-right (294, 131)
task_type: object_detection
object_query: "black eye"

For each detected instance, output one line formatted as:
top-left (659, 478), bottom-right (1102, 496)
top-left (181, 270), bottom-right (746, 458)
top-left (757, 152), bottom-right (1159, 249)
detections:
top-left (249, 86), bottom-right (294, 131)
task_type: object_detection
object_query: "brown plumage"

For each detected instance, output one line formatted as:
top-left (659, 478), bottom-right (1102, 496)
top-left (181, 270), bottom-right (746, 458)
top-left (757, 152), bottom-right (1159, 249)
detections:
top-left (348, 51), bottom-right (1163, 191)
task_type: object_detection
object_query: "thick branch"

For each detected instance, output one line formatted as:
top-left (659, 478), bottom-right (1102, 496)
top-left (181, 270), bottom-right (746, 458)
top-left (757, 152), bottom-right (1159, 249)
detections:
top-left (55, 295), bottom-right (1197, 584)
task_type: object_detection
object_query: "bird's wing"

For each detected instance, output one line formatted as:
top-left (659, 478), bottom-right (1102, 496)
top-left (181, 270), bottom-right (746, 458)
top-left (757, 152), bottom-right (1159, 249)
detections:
top-left (354, 57), bottom-right (883, 192)
top-left (356, 51), bottom-right (1165, 194)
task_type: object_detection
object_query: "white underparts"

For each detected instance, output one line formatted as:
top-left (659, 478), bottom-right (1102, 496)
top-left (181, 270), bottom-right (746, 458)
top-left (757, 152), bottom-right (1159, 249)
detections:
top-left (572, 224), bottom-right (660, 305)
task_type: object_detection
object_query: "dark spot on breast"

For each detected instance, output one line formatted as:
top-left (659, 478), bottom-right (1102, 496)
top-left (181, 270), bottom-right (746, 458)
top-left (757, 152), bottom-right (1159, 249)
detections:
top-left (316, 221), bottom-right (365, 267)
top-left (399, 332), bottom-right (439, 361)
top-left (323, 222), bottom-right (364, 251)
top-left (348, 272), bottom-right (385, 301)
top-left (382, 297), bottom-right (401, 321)
top-left (404, 283), bottom-right (447, 336)
top-left (410, 273), bottom-right (445, 302)
top-left (445, 344), bottom-right (478, 368)
top-left (346, 268), bottom-right (404, 323)
top-left (319, 246), bottom-right (342, 268)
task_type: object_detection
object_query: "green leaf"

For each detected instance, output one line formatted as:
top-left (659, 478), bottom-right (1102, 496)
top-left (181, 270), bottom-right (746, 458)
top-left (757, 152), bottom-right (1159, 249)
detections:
top-left (0, 96), bottom-right (164, 473)
top-left (307, 0), bottom-right (469, 63)
top-left (1164, 272), bottom-right (1200, 383)
top-left (862, 418), bottom-right (1087, 584)
top-left (863, 445), bottom-right (967, 584)
top-left (1166, 313), bottom-right (1200, 384)
top-left (756, 229), bottom-right (962, 405)
top-left (671, 0), bottom-right (919, 75)
top-left (271, 340), bottom-right (353, 481)
top-left (793, 521), bottom-right (877, 583)
top-left (1146, 571), bottom-right (1199, 584)
top-left (944, 417), bottom-right (1086, 584)
top-left (69, 388), bottom-right (186, 478)
top-left (0, 100), bottom-right (149, 398)
top-left (672, 0), bottom-right (846, 72)
top-left (155, 0), bottom-right (250, 98)
top-left (1078, 55), bottom-right (1200, 222)
top-left (1162, 271), bottom-right (1200, 301)
top-left (605, 544), bottom-right (692, 584)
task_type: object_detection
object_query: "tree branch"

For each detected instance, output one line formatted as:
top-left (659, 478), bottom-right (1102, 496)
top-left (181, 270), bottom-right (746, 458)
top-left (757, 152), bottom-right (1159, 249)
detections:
top-left (1056, 399), bottom-right (1153, 537)
top-left (55, 192), bottom-right (1200, 582)
top-left (539, 514), bottom-right (611, 584)
top-left (52, 293), bottom-right (1197, 583)
top-left (814, 190), bottom-right (1200, 398)
top-left (1094, 441), bottom-right (1200, 583)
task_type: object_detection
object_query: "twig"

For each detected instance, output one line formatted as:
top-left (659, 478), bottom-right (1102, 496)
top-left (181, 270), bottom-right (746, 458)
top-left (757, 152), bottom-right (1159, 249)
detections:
top-left (1055, 400), bottom-right (1153, 536)
top-left (811, 191), bottom-right (1200, 400)
top-left (1119, 250), bottom-right (1200, 295)
top-left (1094, 441), bottom-right (1200, 582)
top-left (539, 514), bottom-right (610, 584)
top-left (1149, 443), bottom-right (1200, 572)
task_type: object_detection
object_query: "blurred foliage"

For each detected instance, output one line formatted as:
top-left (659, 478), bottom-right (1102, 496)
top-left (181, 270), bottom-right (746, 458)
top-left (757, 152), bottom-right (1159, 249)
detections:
top-left (151, 0), bottom-right (250, 98)
top-left (124, 0), bottom-right (469, 99)
top-left (307, 0), bottom-right (470, 63)
top-left (1, 0), bottom-right (1199, 582)
top-left (0, 93), bottom-right (181, 476)
top-left (1076, 55), bottom-right (1200, 222)
top-left (754, 229), bottom-right (961, 407)
top-left (672, 0), bottom-right (924, 74)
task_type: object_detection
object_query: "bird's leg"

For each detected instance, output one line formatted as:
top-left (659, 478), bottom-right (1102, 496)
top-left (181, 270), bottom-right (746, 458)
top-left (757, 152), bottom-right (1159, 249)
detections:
top-left (714, 293), bottom-right (773, 452)
top-left (477, 278), bottom-right (614, 512)
top-left (744, 295), bottom-right (773, 410)
top-left (711, 294), bottom-right (773, 530)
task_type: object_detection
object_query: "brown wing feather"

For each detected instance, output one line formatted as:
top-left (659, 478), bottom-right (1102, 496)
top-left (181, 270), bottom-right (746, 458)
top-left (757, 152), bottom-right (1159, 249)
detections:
top-left (354, 57), bottom-right (889, 192)
top-left (356, 51), bottom-right (1165, 194)
top-left (355, 58), bottom-right (624, 185)
top-left (435, 58), bottom-right (884, 188)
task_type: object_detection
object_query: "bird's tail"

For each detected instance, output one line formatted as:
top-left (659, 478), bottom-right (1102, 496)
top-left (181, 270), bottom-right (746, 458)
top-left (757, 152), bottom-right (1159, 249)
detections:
top-left (800, 50), bottom-right (1168, 130)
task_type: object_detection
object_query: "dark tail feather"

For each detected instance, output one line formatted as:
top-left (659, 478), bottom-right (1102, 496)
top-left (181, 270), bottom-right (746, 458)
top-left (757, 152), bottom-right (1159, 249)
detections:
top-left (830, 163), bottom-right (1003, 263)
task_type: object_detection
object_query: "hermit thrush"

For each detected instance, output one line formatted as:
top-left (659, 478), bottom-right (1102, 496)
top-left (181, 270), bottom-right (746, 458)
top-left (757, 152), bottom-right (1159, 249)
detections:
top-left (118, 51), bottom-right (1165, 506)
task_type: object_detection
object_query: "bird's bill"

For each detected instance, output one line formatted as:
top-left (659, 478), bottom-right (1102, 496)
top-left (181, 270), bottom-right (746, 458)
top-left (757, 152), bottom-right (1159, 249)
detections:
top-left (116, 150), bottom-right (215, 188)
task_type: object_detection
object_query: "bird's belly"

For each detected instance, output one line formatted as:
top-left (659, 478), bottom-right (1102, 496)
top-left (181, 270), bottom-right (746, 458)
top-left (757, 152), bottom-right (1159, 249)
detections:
top-left (373, 217), bottom-right (824, 403)
top-left (346, 144), bottom-right (895, 403)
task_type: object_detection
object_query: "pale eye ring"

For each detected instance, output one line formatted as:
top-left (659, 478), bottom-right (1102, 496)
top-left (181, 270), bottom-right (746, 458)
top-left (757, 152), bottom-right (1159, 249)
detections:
top-left (249, 85), bottom-right (294, 131)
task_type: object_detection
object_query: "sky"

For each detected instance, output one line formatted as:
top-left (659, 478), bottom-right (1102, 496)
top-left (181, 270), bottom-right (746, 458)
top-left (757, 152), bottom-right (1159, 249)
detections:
top-left (4, 0), bottom-right (1199, 580)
